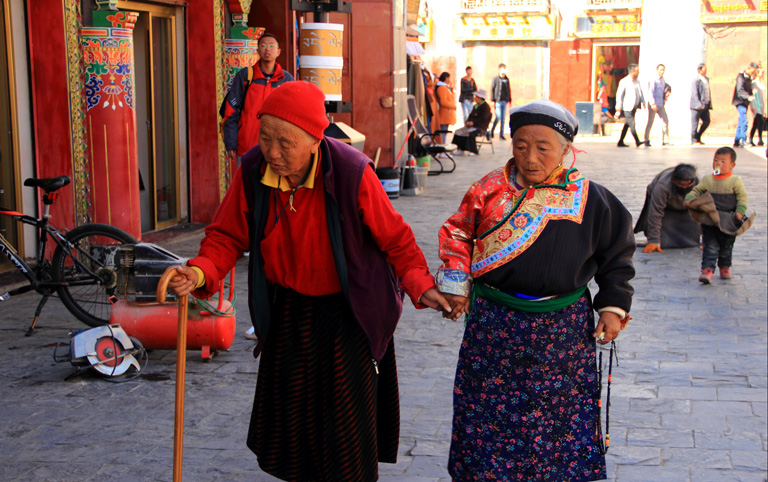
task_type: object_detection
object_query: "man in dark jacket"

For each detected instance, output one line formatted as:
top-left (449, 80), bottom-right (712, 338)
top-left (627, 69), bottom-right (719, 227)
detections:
top-left (459, 66), bottom-right (477, 123)
top-left (222, 33), bottom-right (294, 163)
top-left (732, 62), bottom-right (758, 148)
top-left (490, 63), bottom-right (511, 139)
top-left (690, 63), bottom-right (712, 145)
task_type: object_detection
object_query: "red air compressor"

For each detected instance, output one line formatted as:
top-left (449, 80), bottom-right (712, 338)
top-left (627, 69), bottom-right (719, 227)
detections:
top-left (110, 244), bottom-right (237, 360)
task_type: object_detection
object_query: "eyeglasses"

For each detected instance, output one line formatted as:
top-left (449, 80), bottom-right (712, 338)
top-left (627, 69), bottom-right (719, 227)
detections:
top-left (259, 43), bottom-right (278, 50)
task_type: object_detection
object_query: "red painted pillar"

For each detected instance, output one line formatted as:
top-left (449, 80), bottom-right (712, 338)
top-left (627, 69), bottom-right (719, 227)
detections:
top-left (187, 0), bottom-right (221, 224)
top-left (82, 13), bottom-right (141, 239)
top-left (26, 0), bottom-right (77, 230)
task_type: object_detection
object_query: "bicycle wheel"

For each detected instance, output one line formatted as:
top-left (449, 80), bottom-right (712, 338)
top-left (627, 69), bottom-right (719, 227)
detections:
top-left (52, 223), bottom-right (137, 327)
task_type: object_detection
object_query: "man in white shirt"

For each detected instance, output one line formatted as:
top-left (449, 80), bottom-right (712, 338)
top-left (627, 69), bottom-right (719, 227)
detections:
top-left (615, 64), bottom-right (645, 147)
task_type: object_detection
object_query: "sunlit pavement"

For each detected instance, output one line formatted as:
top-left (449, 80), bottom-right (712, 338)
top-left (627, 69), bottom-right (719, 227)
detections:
top-left (0, 135), bottom-right (765, 481)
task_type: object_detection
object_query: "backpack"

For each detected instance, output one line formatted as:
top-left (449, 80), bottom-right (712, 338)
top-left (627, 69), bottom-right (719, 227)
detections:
top-left (219, 66), bottom-right (254, 119)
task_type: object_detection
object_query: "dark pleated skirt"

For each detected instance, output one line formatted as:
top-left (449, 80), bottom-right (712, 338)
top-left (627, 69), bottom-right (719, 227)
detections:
top-left (449, 295), bottom-right (606, 482)
top-left (247, 285), bottom-right (399, 482)
top-left (453, 131), bottom-right (479, 153)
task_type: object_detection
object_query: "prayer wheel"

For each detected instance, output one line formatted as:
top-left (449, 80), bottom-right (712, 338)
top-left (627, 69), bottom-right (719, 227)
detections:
top-left (299, 22), bottom-right (344, 101)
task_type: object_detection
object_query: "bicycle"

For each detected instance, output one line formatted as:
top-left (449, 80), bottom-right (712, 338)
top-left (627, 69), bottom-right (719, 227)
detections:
top-left (0, 175), bottom-right (138, 335)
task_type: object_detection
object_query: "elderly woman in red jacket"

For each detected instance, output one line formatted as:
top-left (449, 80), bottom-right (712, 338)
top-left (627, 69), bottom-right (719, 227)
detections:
top-left (167, 81), bottom-right (451, 482)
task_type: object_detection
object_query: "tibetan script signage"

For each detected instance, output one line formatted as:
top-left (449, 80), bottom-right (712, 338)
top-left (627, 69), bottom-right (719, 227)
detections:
top-left (454, 15), bottom-right (555, 41)
top-left (573, 14), bottom-right (640, 38)
top-left (700, 0), bottom-right (768, 24)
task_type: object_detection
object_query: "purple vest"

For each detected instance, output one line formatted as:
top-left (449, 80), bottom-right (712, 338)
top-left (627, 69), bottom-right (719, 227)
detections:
top-left (241, 137), bottom-right (404, 361)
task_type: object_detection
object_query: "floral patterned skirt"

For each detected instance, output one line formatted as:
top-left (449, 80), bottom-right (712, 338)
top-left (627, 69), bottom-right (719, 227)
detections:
top-left (449, 294), bottom-right (606, 482)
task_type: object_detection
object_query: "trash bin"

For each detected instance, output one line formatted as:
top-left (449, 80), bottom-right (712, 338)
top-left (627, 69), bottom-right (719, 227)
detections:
top-left (376, 167), bottom-right (401, 199)
top-left (575, 102), bottom-right (601, 136)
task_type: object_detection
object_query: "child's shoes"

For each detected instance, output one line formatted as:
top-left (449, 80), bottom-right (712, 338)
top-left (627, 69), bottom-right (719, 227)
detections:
top-left (719, 266), bottom-right (732, 280)
top-left (699, 268), bottom-right (714, 284)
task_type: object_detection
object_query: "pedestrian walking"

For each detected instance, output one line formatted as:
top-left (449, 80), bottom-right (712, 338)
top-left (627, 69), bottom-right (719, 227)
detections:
top-left (616, 64), bottom-right (645, 147)
top-left (732, 62), bottom-right (758, 148)
top-left (436, 100), bottom-right (635, 481)
top-left (166, 81), bottom-right (451, 482)
top-left (690, 63), bottom-right (712, 145)
top-left (489, 63), bottom-right (511, 139)
top-left (684, 147), bottom-right (751, 284)
top-left (749, 67), bottom-right (765, 146)
top-left (643, 63), bottom-right (671, 146)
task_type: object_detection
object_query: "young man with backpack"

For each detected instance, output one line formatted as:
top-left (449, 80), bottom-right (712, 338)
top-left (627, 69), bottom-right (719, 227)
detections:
top-left (221, 33), bottom-right (294, 164)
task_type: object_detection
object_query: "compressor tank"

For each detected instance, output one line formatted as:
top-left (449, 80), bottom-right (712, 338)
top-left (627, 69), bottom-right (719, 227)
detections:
top-left (111, 300), bottom-right (236, 359)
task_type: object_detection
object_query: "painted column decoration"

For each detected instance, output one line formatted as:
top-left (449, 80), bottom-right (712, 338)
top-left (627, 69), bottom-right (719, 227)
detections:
top-left (219, 0), bottom-right (261, 193)
top-left (82, 3), bottom-right (141, 239)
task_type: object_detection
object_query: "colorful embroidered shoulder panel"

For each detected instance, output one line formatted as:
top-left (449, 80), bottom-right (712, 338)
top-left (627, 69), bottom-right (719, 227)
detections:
top-left (470, 177), bottom-right (589, 277)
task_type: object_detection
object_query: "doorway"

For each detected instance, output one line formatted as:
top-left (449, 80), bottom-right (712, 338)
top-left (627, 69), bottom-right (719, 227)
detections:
top-left (592, 42), bottom-right (640, 117)
top-left (0, 0), bottom-right (20, 268)
top-left (119, 1), bottom-right (181, 232)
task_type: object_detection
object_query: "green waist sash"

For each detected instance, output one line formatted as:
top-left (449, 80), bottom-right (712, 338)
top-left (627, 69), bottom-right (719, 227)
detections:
top-left (473, 283), bottom-right (587, 313)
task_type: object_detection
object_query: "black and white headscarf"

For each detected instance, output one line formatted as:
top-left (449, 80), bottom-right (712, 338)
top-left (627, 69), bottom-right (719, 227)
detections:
top-left (508, 100), bottom-right (579, 142)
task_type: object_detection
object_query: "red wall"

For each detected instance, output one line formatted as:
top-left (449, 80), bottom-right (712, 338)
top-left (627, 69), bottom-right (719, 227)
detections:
top-left (350, 1), bottom-right (394, 162)
top-left (549, 39), bottom-right (593, 115)
top-left (26, 0), bottom-right (75, 229)
top-left (187, 1), bottom-right (220, 223)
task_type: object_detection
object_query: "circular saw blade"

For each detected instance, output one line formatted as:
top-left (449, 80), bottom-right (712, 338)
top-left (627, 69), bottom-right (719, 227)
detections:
top-left (87, 335), bottom-right (140, 377)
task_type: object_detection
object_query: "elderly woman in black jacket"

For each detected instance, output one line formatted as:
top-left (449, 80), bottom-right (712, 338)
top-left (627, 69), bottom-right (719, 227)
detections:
top-left (451, 89), bottom-right (493, 155)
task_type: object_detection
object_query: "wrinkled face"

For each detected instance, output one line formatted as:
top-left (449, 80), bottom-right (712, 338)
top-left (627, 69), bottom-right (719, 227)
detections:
top-left (258, 115), bottom-right (320, 183)
top-left (713, 153), bottom-right (735, 176)
top-left (512, 125), bottom-right (569, 188)
top-left (258, 37), bottom-right (281, 63)
top-left (657, 65), bottom-right (665, 77)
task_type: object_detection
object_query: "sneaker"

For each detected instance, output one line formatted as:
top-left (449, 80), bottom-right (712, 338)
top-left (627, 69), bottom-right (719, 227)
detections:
top-left (699, 268), bottom-right (714, 284)
top-left (244, 326), bottom-right (258, 340)
top-left (719, 266), bottom-right (732, 280)
top-left (467, 151), bottom-right (477, 156)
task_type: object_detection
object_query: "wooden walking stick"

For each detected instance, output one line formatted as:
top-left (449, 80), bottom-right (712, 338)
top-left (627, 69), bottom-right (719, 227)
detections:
top-left (157, 266), bottom-right (189, 482)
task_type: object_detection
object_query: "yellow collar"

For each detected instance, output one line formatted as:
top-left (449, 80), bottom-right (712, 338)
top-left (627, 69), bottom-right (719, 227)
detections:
top-left (261, 150), bottom-right (319, 191)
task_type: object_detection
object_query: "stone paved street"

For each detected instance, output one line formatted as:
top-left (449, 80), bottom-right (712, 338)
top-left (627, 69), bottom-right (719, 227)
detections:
top-left (0, 136), bottom-right (766, 481)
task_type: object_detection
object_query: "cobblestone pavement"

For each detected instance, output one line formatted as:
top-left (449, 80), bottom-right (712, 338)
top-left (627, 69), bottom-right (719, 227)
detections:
top-left (0, 137), bottom-right (765, 481)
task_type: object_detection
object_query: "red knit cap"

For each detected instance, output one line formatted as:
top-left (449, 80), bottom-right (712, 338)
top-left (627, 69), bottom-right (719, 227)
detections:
top-left (258, 81), bottom-right (329, 139)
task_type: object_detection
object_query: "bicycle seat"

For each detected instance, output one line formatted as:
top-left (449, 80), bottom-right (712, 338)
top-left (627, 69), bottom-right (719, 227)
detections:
top-left (24, 176), bottom-right (71, 193)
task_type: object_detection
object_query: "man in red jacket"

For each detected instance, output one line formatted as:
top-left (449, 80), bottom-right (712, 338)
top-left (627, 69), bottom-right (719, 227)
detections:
top-left (222, 33), bottom-right (294, 163)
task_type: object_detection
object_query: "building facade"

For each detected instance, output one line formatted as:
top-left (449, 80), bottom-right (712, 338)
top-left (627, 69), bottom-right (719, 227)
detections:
top-left (0, 0), bottom-right (408, 267)
top-left (417, 0), bottom-right (766, 140)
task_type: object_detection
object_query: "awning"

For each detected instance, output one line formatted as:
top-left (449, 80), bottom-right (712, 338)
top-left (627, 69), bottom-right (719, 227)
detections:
top-left (406, 40), bottom-right (425, 56)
